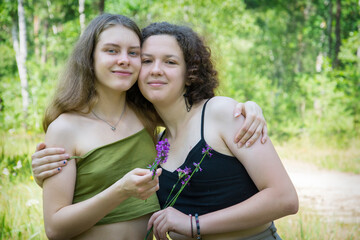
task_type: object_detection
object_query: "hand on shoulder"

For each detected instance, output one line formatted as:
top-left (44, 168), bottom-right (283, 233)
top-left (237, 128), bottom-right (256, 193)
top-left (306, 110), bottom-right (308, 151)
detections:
top-left (206, 96), bottom-right (246, 128)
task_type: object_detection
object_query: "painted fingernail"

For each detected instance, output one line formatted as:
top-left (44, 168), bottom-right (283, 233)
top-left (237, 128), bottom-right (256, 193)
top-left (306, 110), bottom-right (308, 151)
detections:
top-left (63, 160), bottom-right (67, 164)
top-left (234, 112), bottom-right (240, 117)
top-left (57, 167), bottom-right (61, 171)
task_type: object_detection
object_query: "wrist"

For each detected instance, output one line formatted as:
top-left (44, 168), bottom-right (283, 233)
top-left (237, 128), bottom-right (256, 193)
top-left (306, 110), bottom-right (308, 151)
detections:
top-left (189, 214), bottom-right (194, 238)
top-left (113, 179), bottom-right (130, 202)
top-left (195, 213), bottom-right (202, 239)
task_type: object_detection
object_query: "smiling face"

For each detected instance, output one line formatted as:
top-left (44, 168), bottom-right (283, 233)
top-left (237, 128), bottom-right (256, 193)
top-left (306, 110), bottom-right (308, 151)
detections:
top-left (93, 24), bottom-right (141, 94)
top-left (138, 35), bottom-right (187, 106)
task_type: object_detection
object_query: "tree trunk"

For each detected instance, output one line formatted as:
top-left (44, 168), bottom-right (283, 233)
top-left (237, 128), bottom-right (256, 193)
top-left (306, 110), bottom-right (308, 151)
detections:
top-left (79, 0), bottom-right (85, 33)
top-left (46, 0), bottom-right (58, 34)
top-left (12, 0), bottom-right (29, 129)
top-left (327, 0), bottom-right (333, 58)
top-left (41, 20), bottom-right (49, 64)
top-left (333, 0), bottom-right (341, 68)
top-left (99, 0), bottom-right (105, 14)
top-left (34, 15), bottom-right (40, 58)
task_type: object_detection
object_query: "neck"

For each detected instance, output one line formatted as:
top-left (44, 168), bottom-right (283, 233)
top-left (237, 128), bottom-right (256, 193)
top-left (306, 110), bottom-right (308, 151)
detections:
top-left (92, 87), bottom-right (127, 119)
top-left (153, 97), bottom-right (194, 140)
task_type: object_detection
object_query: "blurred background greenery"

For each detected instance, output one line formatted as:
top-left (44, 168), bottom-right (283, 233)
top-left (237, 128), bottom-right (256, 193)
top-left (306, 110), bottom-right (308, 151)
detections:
top-left (1, 0), bottom-right (359, 239)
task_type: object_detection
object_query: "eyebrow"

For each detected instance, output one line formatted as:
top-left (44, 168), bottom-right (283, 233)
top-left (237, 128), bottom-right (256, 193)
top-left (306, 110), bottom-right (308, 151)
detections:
top-left (102, 43), bottom-right (140, 49)
top-left (141, 53), bottom-right (180, 59)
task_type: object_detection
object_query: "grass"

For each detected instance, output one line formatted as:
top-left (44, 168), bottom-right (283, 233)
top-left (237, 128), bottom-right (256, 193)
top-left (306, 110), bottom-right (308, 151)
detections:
top-left (276, 207), bottom-right (359, 240)
top-left (0, 179), bottom-right (45, 239)
top-left (0, 133), bottom-right (359, 239)
top-left (274, 136), bottom-right (360, 174)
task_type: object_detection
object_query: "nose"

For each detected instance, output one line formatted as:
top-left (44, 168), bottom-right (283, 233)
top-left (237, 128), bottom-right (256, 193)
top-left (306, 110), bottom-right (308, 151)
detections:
top-left (117, 52), bottom-right (129, 66)
top-left (150, 61), bottom-right (163, 76)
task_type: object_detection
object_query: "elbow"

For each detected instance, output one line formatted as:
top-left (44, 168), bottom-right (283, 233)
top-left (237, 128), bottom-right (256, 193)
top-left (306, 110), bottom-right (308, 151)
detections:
top-left (285, 197), bottom-right (299, 215)
top-left (282, 190), bottom-right (299, 215)
top-left (45, 225), bottom-right (67, 240)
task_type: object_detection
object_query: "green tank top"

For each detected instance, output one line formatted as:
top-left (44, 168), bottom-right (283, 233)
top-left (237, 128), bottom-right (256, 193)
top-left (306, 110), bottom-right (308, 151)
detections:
top-left (70, 129), bottom-right (160, 225)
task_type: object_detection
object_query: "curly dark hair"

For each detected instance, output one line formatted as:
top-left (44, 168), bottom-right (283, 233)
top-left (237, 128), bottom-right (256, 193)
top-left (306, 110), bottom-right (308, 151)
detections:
top-left (141, 22), bottom-right (219, 105)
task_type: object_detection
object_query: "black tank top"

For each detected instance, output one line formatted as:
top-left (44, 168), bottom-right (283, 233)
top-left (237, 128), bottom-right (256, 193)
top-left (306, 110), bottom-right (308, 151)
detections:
top-left (157, 99), bottom-right (259, 215)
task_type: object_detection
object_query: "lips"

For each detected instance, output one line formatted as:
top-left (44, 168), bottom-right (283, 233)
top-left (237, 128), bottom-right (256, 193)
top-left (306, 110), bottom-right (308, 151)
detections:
top-left (111, 70), bottom-right (132, 76)
top-left (148, 80), bottom-right (167, 87)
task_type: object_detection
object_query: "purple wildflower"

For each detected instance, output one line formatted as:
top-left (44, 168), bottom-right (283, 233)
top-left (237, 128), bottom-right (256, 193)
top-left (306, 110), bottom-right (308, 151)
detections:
top-left (155, 138), bottom-right (170, 164)
top-left (176, 167), bottom-right (192, 179)
top-left (201, 144), bottom-right (213, 156)
top-left (145, 142), bottom-right (213, 239)
top-left (148, 138), bottom-right (170, 179)
top-left (176, 167), bottom-right (192, 185)
top-left (181, 175), bottom-right (191, 185)
top-left (193, 162), bottom-right (203, 172)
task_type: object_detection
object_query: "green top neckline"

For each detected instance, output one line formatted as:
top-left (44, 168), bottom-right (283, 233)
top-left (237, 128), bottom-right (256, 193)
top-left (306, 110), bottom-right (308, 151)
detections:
top-left (70, 128), bottom-right (147, 160)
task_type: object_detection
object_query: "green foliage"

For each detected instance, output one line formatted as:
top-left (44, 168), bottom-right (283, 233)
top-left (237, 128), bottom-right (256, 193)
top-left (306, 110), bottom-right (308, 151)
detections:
top-left (0, 151), bottom-right (31, 182)
top-left (0, 133), bottom-right (46, 239)
top-left (0, 0), bottom-right (359, 141)
top-left (1, 2), bottom-right (359, 238)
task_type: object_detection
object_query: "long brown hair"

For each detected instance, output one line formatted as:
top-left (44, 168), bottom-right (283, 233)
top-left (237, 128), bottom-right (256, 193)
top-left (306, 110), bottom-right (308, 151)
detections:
top-left (43, 14), bottom-right (142, 132)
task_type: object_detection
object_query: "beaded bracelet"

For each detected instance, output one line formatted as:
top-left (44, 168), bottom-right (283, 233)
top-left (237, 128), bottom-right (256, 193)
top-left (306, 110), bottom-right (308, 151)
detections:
top-left (195, 213), bottom-right (201, 239)
top-left (189, 214), bottom-right (193, 238)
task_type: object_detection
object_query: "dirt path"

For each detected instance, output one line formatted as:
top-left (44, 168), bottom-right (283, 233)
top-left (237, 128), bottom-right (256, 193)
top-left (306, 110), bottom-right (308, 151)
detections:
top-left (282, 159), bottom-right (360, 223)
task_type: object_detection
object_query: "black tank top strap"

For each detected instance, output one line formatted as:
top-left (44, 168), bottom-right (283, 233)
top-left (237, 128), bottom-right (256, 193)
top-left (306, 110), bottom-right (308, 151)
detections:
top-left (201, 99), bottom-right (212, 140)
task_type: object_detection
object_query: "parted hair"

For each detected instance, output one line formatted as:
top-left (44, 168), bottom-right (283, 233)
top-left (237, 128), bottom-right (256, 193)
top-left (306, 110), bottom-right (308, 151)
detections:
top-left (43, 13), bottom-right (143, 132)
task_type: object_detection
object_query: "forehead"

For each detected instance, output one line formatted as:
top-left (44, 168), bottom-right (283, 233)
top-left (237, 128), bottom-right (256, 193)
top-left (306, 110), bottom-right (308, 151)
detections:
top-left (142, 35), bottom-right (182, 55)
top-left (97, 25), bottom-right (140, 45)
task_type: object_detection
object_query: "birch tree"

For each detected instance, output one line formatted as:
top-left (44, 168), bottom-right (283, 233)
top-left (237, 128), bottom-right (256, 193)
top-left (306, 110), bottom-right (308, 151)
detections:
top-left (12, 0), bottom-right (29, 129)
top-left (79, 0), bottom-right (85, 33)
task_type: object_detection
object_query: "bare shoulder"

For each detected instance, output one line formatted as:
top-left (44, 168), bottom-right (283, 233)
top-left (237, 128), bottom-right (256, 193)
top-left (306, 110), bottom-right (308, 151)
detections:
top-left (206, 96), bottom-right (245, 125)
top-left (203, 97), bottom-right (246, 154)
top-left (45, 113), bottom-right (82, 150)
top-left (46, 113), bottom-right (80, 135)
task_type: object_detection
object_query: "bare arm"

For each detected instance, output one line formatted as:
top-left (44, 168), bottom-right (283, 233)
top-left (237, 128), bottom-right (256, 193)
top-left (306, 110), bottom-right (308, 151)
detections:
top-left (198, 97), bottom-right (298, 234)
top-left (42, 118), bottom-right (161, 240)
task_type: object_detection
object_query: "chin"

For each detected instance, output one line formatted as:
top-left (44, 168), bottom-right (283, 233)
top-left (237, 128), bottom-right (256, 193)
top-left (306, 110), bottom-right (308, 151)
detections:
top-left (143, 95), bottom-right (163, 105)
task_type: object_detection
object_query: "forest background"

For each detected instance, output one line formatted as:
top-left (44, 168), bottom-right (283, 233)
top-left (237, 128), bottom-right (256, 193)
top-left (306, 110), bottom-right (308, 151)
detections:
top-left (0, 0), bottom-right (359, 239)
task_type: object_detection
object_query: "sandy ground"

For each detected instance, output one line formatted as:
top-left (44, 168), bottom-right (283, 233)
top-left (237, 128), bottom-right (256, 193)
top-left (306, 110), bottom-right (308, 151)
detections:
top-left (282, 159), bottom-right (360, 224)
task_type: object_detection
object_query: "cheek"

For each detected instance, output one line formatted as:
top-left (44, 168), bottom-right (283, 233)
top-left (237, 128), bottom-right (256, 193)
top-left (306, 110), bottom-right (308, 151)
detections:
top-left (139, 66), bottom-right (149, 80)
top-left (133, 58), bottom-right (142, 70)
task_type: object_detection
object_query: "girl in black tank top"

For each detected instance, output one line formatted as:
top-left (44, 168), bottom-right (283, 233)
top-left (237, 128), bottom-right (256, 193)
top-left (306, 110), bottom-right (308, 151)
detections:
top-left (141, 22), bottom-right (298, 240)
top-left (157, 99), bottom-right (259, 215)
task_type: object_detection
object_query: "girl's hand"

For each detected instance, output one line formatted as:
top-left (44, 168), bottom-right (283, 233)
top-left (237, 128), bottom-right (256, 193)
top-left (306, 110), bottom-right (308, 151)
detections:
top-left (233, 101), bottom-right (268, 147)
top-left (148, 207), bottom-right (191, 240)
top-left (31, 143), bottom-right (69, 187)
top-left (117, 168), bottom-right (162, 200)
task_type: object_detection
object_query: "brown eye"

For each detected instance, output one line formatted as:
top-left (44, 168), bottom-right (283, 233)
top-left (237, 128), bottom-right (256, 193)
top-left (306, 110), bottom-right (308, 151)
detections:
top-left (142, 59), bottom-right (152, 64)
